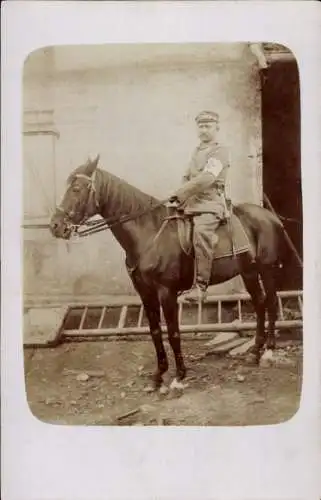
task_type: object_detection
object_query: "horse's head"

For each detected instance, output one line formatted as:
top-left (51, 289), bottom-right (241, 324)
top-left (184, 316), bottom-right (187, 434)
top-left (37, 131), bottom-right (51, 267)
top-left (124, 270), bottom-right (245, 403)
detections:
top-left (50, 154), bottom-right (100, 239)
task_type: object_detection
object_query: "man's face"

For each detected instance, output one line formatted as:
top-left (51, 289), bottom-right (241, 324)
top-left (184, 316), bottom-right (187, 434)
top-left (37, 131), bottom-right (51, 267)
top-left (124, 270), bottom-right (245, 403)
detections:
top-left (197, 121), bottom-right (218, 143)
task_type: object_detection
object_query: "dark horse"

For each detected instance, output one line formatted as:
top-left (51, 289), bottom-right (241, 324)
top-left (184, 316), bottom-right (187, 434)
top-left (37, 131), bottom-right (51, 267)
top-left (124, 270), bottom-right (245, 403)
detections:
top-left (50, 155), bottom-right (285, 391)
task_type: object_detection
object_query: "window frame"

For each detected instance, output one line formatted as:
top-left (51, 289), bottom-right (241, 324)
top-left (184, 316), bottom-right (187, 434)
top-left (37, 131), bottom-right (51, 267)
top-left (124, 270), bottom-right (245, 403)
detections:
top-left (23, 110), bottom-right (60, 227)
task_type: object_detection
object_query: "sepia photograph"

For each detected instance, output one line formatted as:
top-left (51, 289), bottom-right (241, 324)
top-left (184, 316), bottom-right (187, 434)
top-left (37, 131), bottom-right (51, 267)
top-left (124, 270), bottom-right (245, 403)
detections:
top-left (22, 42), bottom-right (303, 427)
top-left (4, 1), bottom-right (321, 498)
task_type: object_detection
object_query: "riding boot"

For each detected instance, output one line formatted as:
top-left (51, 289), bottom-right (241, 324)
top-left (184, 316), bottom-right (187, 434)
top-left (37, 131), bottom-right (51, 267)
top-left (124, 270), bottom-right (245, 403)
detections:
top-left (182, 283), bottom-right (208, 303)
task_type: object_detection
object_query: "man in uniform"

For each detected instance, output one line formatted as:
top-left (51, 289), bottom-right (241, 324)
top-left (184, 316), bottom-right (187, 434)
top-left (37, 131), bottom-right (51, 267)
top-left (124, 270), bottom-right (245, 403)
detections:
top-left (169, 110), bottom-right (231, 302)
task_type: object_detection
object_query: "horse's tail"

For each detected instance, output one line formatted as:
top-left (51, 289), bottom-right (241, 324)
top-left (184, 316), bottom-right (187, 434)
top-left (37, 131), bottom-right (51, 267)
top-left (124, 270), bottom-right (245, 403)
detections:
top-left (272, 213), bottom-right (303, 288)
top-left (274, 220), bottom-right (289, 274)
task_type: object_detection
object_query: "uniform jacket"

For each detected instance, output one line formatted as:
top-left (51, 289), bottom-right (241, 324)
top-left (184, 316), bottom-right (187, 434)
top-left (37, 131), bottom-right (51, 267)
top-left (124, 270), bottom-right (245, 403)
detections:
top-left (173, 141), bottom-right (230, 217)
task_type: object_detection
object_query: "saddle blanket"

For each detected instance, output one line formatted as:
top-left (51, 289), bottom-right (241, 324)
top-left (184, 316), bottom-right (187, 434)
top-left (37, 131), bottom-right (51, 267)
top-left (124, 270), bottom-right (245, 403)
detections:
top-left (178, 213), bottom-right (250, 260)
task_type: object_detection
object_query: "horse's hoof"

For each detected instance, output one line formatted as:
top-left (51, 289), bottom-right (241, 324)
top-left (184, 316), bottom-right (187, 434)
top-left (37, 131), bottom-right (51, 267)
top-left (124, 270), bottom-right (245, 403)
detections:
top-left (246, 352), bottom-right (259, 365)
top-left (159, 384), bottom-right (169, 395)
top-left (259, 349), bottom-right (274, 367)
top-left (170, 378), bottom-right (189, 391)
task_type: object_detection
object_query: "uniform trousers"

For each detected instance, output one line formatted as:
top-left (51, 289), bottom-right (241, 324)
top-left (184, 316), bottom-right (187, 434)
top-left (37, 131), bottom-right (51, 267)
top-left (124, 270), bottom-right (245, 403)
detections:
top-left (192, 213), bottom-right (221, 287)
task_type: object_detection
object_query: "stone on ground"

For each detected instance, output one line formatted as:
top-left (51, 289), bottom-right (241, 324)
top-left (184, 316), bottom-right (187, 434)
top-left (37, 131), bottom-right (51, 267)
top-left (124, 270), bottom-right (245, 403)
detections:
top-left (143, 384), bottom-right (156, 393)
top-left (76, 372), bottom-right (89, 382)
top-left (24, 306), bottom-right (69, 346)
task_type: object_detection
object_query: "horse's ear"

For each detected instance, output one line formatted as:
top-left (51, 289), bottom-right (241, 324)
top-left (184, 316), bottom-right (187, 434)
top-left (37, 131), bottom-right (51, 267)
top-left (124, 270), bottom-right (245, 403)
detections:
top-left (85, 154), bottom-right (100, 176)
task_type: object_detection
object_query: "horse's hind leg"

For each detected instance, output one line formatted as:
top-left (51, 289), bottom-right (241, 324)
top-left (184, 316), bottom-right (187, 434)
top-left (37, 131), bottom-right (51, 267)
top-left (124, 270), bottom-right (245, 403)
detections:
top-left (241, 267), bottom-right (266, 363)
top-left (259, 264), bottom-right (278, 351)
top-left (158, 285), bottom-right (186, 386)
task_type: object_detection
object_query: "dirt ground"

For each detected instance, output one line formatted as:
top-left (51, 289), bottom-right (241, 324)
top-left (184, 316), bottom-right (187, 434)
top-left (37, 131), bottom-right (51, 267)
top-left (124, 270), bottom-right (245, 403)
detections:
top-left (24, 337), bottom-right (302, 426)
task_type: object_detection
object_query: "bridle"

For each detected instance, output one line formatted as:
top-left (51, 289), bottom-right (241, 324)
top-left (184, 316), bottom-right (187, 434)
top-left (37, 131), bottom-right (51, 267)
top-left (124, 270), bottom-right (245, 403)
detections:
top-left (56, 170), bottom-right (171, 238)
top-left (56, 170), bottom-right (100, 236)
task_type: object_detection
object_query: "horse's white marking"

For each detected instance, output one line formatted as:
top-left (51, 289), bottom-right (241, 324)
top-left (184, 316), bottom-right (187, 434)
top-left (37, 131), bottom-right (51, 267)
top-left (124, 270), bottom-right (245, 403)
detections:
top-left (170, 378), bottom-right (188, 391)
top-left (260, 349), bottom-right (274, 366)
top-left (159, 384), bottom-right (169, 395)
top-left (262, 349), bottom-right (274, 361)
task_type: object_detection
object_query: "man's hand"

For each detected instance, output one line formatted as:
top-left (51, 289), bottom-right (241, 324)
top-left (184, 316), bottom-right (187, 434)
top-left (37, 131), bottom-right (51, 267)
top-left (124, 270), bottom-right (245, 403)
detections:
top-left (165, 195), bottom-right (183, 211)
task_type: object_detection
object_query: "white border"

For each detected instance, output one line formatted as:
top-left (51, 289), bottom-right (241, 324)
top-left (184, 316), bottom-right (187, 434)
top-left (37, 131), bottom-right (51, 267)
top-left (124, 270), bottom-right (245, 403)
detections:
top-left (2, 2), bottom-right (321, 499)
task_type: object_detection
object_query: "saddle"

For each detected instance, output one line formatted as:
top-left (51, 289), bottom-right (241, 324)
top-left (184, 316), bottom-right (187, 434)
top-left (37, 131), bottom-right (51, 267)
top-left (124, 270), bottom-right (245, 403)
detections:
top-left (173, 211), bottom-right (251, 260)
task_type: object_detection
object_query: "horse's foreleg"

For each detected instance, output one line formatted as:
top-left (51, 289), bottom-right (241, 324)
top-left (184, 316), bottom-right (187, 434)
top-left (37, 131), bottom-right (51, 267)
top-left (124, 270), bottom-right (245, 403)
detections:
top-left (242, 270), bottom-right (266, 363)
top-left (143, 295), bottom-right (169, 389)
top-left (128, 271), bottom-right (168, 389)
top-left (158, 286), bottom-right (186, 383)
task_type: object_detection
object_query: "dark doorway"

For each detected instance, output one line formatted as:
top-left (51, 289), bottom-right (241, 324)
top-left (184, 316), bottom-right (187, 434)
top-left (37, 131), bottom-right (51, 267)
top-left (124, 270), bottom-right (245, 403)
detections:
top-left (261, 54), bottom-right (302, 290)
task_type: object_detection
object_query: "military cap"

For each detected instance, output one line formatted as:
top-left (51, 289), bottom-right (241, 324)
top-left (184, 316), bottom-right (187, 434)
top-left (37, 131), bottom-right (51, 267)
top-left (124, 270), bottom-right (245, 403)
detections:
top-left (195, 110), bottom-right (219, 124)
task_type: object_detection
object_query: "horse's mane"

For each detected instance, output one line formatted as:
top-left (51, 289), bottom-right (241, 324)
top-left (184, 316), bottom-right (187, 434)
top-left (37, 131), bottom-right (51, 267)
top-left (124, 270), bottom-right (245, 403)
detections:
top-left (100, 168), bottom-right (161, 214)
top-left (68, 163), bottom-right (163, 217)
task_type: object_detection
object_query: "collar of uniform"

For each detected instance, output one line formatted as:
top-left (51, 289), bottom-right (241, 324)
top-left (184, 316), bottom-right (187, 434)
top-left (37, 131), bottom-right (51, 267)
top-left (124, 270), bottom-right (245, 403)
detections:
top-left (197, 140), bottom-right (219, 151)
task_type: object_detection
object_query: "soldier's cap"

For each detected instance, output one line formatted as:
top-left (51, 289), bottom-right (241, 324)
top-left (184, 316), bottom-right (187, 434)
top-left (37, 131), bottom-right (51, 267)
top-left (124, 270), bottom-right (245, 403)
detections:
top-left (195, 110), bottom-right (219, 124)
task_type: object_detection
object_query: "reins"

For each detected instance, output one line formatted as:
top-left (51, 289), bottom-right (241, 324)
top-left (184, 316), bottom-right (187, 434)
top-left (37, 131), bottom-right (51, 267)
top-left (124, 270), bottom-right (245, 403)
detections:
top-left (75, 202), bottom-right (301, 239)
top-left (73, 198), bottom-right (171, 238)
